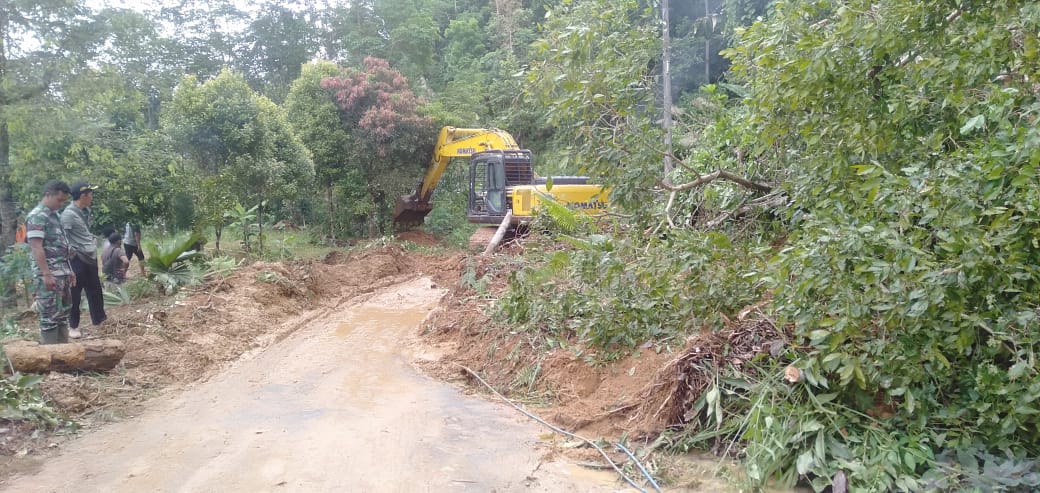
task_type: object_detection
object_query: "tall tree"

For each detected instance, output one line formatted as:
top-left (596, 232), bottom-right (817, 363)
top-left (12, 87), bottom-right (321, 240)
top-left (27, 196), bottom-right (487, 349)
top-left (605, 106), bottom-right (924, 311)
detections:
top-left (157, 0), bottom-right (247, 80)
top-left (0, 0), bottom-right (98, 249)
top-left (236, 3), bottom-right (321, 103)
top-left (323, 0), bottom-right (388, 67)
top-left (164, 69), bottom-right (314, 252)
top-left (285, 61), bottom-right (364, 238)
top-left (378, 0), bottom-right (440, 82)
top-left (321, 57), bottom-right (434, 236)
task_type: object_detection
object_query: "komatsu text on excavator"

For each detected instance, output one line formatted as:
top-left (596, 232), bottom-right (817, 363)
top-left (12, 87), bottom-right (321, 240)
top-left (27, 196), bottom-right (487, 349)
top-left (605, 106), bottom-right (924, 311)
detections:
top-left (393, 127), bottom-right (609, 234)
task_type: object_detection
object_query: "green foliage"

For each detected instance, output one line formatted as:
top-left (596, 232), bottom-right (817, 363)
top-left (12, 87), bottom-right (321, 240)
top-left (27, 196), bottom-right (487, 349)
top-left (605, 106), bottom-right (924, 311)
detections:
top-left (460, 258), bottom-right (493, 299)
top-left (530, 193), bottom-right (589, 236)
top-left (237, 4), bottom-right (321, 103)
top-left (419, 157), bottom-right (473, 247)
top-left (523, 0), bottom-right (663, 218)
top-left (103, 286), bottom-right (132, 306)
top-left (123, 277), bottom-right (160, 301)
top-left (0, 316), bottom-right (20, 340)
top-left (144, 234), bottom-right (204, 294)
top-left (321, 57), bottom-right (435, 236)
top-left (0, 245), bottom-right (34, 310)
top-left (224, 203), bottom-right (260, 253)
top-left (203, 255), bottom-right (240, 280)
top-left (285, 61), bottom-right (364, 238)
top-left (673, 1), bottom-right (1040, 490)
top-left (164, 69), bottom-right (314, 251)
top-left (0, 372), bottom-right (64, 427)
top-left (499, 229), bottom-right (767, 359)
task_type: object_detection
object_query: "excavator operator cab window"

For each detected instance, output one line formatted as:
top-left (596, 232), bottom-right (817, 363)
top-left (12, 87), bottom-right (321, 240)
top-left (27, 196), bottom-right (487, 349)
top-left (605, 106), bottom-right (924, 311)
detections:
top-left (470, 155), bottom-right (507, 216)
top-left (486, 160), bottom-right (506, 213)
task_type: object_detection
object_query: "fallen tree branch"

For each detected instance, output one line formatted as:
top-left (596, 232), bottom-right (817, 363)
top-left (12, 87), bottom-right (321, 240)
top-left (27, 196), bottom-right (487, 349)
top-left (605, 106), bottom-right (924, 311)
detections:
top-left (703, 191), bottom-right (787, 230)
top-left (659, 170), bottom-right (773, 194)
top-left (455, 363), bottom-right (658, 492)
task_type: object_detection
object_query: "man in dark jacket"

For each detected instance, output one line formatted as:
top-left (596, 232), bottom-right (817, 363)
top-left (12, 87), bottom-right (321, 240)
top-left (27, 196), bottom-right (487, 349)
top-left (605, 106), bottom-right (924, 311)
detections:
top-left (60, 181), bottom-right (107, 338)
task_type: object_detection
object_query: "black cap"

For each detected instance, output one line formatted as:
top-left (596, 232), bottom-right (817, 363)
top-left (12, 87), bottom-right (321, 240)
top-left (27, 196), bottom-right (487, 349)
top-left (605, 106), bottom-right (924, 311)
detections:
top-left (43, 180), bottom-right (71, 196)
top-left (70, 181), bottom-right (98, 199)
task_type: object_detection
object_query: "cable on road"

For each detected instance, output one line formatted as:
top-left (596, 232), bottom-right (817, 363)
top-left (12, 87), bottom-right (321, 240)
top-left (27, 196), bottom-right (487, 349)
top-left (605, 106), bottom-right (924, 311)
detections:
top-left (615, 442), bottom-right (663, 493)
top-left (455, 363), bottom-right (657, 493)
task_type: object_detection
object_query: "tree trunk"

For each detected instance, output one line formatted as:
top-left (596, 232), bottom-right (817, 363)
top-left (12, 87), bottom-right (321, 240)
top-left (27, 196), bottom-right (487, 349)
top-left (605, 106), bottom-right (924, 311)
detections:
top-left (2, 338), bottom-right (126, 373)
top-left (703, 0), bottom-right (711, 83)
top-left (0, 6), bottom-right (15, 252)
top-left (257, 200), bottom-right (264, 257)
top-left (661, 0), bottom-right (673, 176)
top-left (326, 180), bottom-right (335, 240)
top-left (0, 120), bottom-right (17, 251)
top-left (482, 210), bottom-right (513, 255)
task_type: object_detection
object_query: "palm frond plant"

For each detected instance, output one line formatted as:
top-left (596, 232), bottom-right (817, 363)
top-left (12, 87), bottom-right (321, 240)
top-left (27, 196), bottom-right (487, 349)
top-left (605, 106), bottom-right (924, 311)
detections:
top-left (144, 234), bottom-right (204, 294)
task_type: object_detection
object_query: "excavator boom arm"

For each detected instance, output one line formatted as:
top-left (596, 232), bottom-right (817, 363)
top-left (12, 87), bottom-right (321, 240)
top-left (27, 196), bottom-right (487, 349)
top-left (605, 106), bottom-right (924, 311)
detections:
top-left (394, 127), bottom-right (519, 226)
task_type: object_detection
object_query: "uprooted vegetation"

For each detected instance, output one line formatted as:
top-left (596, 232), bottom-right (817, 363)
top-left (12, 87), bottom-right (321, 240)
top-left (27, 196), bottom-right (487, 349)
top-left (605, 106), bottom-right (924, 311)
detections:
top-left (425, 194), bottom-right (1040, 493)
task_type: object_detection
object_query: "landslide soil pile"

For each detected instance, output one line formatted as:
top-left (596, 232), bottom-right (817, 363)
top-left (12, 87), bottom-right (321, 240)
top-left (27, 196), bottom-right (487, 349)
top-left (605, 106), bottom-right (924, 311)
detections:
top-left (418, 255), bottom-right (786, 467)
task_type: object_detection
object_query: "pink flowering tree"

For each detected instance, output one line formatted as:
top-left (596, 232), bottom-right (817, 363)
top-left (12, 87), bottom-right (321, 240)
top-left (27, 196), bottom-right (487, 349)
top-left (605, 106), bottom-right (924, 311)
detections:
top-left (321, 57), bottom-right (433, 236)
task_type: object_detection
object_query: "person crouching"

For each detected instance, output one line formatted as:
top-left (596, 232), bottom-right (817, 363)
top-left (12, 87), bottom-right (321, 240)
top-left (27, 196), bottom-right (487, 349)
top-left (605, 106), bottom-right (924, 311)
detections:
top-left (102, 233), bottom-right (130, 284)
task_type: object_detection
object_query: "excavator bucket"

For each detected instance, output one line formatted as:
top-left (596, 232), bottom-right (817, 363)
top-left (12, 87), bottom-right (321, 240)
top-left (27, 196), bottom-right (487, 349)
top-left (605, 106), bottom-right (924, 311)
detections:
top-left (392, 194), bottom-right (433, 227)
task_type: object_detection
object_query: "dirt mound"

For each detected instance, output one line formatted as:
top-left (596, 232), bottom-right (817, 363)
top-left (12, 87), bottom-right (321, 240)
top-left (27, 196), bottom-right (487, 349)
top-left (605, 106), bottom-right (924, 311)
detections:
top-left (396, 230), bottom-right (439, 246)
top-left (417, 255), bottom-right (784, 450)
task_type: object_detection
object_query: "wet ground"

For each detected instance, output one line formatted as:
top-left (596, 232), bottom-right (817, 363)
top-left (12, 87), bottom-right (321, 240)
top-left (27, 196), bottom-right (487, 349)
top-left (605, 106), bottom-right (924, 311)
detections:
top-left (2, 277), bottom-right (623, 492)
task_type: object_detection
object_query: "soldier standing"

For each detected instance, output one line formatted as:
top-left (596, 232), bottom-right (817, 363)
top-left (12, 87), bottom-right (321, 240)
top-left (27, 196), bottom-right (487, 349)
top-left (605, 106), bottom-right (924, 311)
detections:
top-left (26, 180), bottom-right (77, 344)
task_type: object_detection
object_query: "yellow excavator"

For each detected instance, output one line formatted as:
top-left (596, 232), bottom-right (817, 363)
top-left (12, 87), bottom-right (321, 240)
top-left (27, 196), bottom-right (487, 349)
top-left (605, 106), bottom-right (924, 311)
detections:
top-left (393, 127), bottom-right (609, 233)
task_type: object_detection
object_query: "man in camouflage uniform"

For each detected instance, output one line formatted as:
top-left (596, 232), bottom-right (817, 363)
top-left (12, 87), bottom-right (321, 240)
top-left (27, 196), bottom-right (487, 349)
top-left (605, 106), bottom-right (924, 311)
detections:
top-left (26, 180), bottom-right (77, 344)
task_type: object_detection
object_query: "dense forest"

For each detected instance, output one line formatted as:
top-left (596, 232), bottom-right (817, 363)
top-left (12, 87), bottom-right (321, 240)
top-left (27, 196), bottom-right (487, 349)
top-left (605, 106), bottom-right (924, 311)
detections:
top-left (0, 0), bottom-right (747, 244)
top-left (3, 0), bottom-right (1040, 491)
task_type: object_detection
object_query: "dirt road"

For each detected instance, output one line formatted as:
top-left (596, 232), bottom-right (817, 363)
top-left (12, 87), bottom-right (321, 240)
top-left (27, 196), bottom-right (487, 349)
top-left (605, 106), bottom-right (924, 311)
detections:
top-left (3, 277), bottom-right (623, 492)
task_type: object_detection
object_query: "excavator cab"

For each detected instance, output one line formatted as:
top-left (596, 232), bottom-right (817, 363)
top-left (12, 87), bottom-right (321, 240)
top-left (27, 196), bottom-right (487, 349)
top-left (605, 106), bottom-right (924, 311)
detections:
top-left (467, 150), bottom-right (534, 224)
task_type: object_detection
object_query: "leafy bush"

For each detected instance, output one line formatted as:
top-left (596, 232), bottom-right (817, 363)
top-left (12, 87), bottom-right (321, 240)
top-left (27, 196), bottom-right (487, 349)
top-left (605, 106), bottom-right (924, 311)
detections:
top-left (0, 316), bottom-right (20, 340)
top-left (224, 202), bottom-right (260, 253)
top-left (708, 1), bottom-right (1040, 490)
top-left (144, 233), bottom-right (204, 294)
top-left (499, 228), bottom-right (768, 359)
top-left (123, 277), bottom-right (161, 300)
top-left (0, 372), bottom-right (63, 427)
top-left (103, 286), bottom-right (131, 306)
top-left (204, 255), bottom-right (240, 281)
top-left (0, 245), bottom-right (33, 311)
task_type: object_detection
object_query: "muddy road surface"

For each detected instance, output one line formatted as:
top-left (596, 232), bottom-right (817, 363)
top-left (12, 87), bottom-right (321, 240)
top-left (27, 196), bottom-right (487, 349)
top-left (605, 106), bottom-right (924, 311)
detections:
top-left (4, 277), bottom-right (622, 492)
